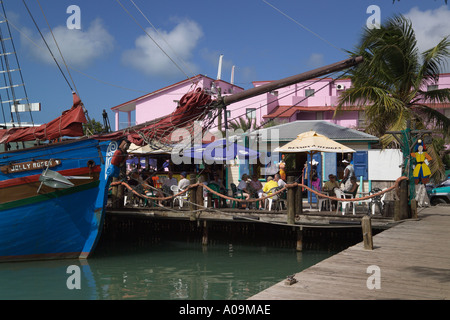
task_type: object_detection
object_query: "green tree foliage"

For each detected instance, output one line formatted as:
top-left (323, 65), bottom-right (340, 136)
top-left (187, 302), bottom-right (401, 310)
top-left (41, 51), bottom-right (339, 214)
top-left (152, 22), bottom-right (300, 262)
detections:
top-left (337, 15), bottom-right (450, 182)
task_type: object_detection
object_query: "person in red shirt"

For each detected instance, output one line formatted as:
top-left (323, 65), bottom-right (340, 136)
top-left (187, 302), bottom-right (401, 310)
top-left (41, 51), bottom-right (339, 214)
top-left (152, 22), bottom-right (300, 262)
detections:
top-left (107, 139), bottom-right (130, 181)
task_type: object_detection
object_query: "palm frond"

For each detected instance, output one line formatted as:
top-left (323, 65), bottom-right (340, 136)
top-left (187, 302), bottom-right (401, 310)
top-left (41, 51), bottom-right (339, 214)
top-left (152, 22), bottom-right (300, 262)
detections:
top-left (417, 88), bottom-right (450, 104)
top-left (419, 36), bottom-right (450, 84)
top-left (411, 103), bottom-right (450, 136)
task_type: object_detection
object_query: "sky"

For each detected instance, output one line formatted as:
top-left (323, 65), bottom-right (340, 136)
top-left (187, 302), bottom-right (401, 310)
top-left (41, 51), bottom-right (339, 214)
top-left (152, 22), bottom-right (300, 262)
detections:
top-left (1, 0), bottom-right (449, 127)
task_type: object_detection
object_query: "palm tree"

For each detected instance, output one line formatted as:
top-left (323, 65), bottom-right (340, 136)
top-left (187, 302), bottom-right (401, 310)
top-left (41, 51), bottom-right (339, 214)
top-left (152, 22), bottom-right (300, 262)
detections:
top-left (228, 116), bottom-right (257, 132)
top-left (337, 15), bottom-right (450, 182)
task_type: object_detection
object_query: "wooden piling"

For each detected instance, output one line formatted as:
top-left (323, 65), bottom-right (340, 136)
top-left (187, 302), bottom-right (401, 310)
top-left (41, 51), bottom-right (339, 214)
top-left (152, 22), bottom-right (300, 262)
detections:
top-left (287, 176), bottom-right (296, 225)
top-left (362, 215), bottom-right (373, 250)
top-left (395, 179), bottom-right (409, 221)
top-left (196, 184), bottom-right (204, 209)
top-left (189, 176), bottom-right (197, 221)
top-left (296, 181), bottom-right (303, 215)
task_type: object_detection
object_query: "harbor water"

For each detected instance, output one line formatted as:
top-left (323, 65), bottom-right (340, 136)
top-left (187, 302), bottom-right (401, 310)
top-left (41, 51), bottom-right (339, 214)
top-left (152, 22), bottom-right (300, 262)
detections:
top-left (0, 219), bottom-right (361, 300)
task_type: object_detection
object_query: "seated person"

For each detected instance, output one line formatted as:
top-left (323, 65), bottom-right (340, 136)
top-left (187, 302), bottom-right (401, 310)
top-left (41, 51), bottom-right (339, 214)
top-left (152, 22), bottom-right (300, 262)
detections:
top-left (262, 176), bottom-right (279, 207)
top-left (263, 176), bottom-right (278, 195)
top-left (209, 173), bottom-right (227, 207)
top-left (162, 171), bottom-right (178, 195)
top-left (128, 170), bottom-right (153, 206)
top-left (274, 173), bottom-right (286, 188)
top-left (323, 174), bottom-right (340, 196)
top-left (249, 174), bottom-right (264, 209)
top-left (154, 171), bottom-right (178, 205)
top-left (323, 174), bottom-right (340, 209)
top-left (237, 174), bottom-right (250, 201)
top-left (343, 176), bottom-right (359, 197)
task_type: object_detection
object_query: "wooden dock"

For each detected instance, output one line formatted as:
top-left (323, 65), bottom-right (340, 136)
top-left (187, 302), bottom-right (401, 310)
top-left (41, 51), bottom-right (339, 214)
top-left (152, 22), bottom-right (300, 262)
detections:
top-left (248, 205), bottom-right (450, 300)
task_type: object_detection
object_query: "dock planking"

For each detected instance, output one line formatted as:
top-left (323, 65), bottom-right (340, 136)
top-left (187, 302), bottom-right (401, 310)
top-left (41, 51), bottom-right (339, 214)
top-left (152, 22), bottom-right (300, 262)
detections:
top-left (248, 206), bottom-right (450, 300)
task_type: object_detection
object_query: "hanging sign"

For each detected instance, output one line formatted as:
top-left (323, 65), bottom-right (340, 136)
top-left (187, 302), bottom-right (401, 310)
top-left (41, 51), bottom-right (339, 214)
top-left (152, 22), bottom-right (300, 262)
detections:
top-left (0, 159), bottom-right (61, 174)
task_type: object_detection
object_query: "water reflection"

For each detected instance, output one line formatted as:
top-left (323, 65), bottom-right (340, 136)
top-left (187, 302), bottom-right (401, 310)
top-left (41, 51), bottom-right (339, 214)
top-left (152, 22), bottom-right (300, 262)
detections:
top-left (0, 241), bottom-right (334, 300)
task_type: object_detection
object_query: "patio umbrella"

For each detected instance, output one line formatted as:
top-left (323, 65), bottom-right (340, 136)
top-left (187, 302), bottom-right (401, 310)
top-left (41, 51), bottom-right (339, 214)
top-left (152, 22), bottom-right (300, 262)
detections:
top-left (274, 130), bottom-right (355, 207)
top-left (274, 130), bottom-right (355, 154)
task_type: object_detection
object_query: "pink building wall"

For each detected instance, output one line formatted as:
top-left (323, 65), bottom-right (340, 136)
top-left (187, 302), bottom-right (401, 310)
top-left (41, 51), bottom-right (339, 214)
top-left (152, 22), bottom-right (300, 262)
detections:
top-left (112, 73), bottom-right (450, 132)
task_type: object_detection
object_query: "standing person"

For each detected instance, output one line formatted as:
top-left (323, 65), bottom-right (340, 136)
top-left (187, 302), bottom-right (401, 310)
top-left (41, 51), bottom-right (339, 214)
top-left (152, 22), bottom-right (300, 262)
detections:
top-left (178, 171), bottom-right (190, 191)
top-left (341, 159), bottom-right (355, 190)
top-left (106, 139), bottom-right (130, 182)
top-left (310, 164), bottom-right (321, 191)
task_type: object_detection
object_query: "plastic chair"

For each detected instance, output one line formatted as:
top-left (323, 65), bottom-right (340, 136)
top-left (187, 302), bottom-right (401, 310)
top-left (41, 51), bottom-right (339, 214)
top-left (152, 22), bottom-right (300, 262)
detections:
top-left (317, 190), bottom-right (332, 212)
top-left (207, 183), bottom-right (222, 208)
top-left (264, 187), bottom-right (280, 211)
top-left (171, 185), bottom-right (189, 209)
top-left (231, 183), bottom-right (246, 208)
top-left (334, 188), bottom-right (355, 215)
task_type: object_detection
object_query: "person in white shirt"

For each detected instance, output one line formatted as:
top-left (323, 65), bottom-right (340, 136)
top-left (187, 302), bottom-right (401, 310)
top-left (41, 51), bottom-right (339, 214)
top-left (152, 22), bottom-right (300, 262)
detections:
top-left (162, 171), bottom-right (178, 194)
top-left (237, 174), bottom-right (250, 200)
top-left (274, 173), bottom-right (286, 188)
top-left (178, 171), bottom-right (190, 191)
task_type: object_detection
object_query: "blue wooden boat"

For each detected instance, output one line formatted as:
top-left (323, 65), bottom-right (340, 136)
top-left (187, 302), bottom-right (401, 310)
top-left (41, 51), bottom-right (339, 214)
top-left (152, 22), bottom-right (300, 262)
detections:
top-left (0, 137), bottom-right (118, 262)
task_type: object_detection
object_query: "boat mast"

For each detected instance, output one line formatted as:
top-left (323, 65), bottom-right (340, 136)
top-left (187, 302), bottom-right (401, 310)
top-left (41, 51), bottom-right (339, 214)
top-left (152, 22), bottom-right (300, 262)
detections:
top-left (0, 1), bottom-right (34, 129)
top-left (217, 56), bottom-right (363, 107)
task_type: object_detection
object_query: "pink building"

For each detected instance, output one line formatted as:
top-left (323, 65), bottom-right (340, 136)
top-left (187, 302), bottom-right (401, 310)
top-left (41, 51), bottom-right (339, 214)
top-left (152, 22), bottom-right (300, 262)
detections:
top-left (112, 73), bottom-right (450, 132)
top-left (112, 75), bottom-right (244, 131)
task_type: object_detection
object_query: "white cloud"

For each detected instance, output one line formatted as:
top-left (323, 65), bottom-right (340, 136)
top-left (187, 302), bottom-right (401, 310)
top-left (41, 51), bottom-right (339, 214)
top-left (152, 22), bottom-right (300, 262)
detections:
top-left (306, 53), bottom-right (325, 68)
top-left (122, 19), bottom-right (203, 78)
top-left (21, 18), bottom-right (114, 69)
top-left (405, 6), bottom-right (450, 71)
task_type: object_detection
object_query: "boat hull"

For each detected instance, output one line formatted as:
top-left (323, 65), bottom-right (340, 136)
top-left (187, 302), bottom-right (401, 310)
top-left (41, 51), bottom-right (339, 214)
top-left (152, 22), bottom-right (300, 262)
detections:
top-left (0, 138), bottom-right (113, 262)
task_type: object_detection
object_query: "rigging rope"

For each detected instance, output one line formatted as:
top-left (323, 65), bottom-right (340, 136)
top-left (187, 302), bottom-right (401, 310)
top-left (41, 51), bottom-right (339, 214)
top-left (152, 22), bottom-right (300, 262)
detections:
top-left (128, 0), bottom-right (196, 80)
top-left (35, 0), bottom-right (79, 97)
top-left (115, 0), bottom-right (195, 85)
top-left (21, 0), bottom-right (73, 92)
top-left (1, 1), bottom-right (34, 127)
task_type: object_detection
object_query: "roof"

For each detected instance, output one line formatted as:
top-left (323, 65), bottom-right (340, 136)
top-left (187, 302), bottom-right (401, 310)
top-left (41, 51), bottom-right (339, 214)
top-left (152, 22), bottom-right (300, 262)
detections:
top-left (111, 74), bottom-right (244, 112)
top-left (249, 120), bottom-right (379, 143)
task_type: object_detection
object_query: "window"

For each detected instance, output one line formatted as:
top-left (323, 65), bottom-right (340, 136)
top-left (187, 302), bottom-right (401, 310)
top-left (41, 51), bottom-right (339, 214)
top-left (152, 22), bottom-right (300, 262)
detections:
top-left (427, 85), bottom-right (438, 91)
top-left (246, 108), bottom-right (256, 119)
top-left (225, 110), bottom-right (231, 118)
top-left (305, 89), bottom-right (315, 97)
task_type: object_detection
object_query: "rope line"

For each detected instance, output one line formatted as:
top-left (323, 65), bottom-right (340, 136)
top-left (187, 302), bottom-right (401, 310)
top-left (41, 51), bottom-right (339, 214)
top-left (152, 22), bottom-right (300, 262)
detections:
top-left (110, 176), bottom-right (408, 203)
